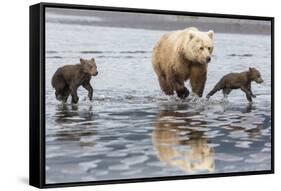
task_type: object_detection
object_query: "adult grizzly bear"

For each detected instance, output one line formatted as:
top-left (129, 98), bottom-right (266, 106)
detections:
top-left (152, 27), bottom-right (214, 99)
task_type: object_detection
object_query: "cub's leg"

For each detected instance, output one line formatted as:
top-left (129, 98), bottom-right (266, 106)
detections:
top-left (241, 86), bottom-right (252, 102)
top-left (206, 80), bottom-right (224, 99)
top-left (61, 88), bottom-right (70, 103)
top-left (53, 81), bottom-right (67, 101)
top-left (222, 88), bottom-right (232, 98)
top-left (82, 80), bottom-right (94, 100)
top-left (248, 83), bottom-right (256, 98)
top-left (52, 72), bottom-right (67, 101)
top-left (70, 85), bottom-right (79, 104)
top-left (55, 92), bottom-right (62, 101)
top-left (55, 87), bottom-right (69, 102)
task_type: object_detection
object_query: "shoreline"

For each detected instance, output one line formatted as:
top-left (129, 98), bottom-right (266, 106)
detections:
top-left (46, 8), bottom-right (271, 35)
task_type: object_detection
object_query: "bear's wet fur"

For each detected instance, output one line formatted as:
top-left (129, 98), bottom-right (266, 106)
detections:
top-left (206, 67), bottom-right (263, 102)
top-left (51, 58), bottom-right (98, 104)
top-left (152, 27), bottom-right (214, 99)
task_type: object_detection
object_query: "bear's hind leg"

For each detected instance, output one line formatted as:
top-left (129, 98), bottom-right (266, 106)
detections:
top-left (158, 74), bottom-right (174, 95)
top-left (53, 75), bottom-right (67, 102)
top-left (55, 85), bottom-right (69, 103)
top-left (61, 88), bottom-right (70, 103)
top-left (70, 85), bottom-right (79, 104)
top-left (55, 90), bottom-right (64, 101)
top-left (222, 88), bottom-right (231, 98)
top-left (206, 80), bottom-right (224, 99)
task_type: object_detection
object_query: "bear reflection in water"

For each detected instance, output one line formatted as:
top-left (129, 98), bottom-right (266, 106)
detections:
top-left (152, 110), bottom-right (215, 173)
top-left (53, 104), bottom-right (97, 143)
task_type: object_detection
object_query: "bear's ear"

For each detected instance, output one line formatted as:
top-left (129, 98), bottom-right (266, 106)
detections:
top-left (80, 58), bottom-right (85, 64)
top-left (189, 31), bottom-right (195, 40)
top-left (91, 58), bottom-right (95, 62)
top-left (208, 30), bottom-right (214, 39)
top-left (249, 67), bottom-right (253, 72)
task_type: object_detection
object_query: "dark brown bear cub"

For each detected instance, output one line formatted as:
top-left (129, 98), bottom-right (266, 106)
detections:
top-left (206, 67), bottom-right (263, 102)
top-left (51, 58), bottom-right (98, 104)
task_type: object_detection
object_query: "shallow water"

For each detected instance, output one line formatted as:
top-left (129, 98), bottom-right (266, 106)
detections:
top-left (45, 13), bottom-right (272, 184)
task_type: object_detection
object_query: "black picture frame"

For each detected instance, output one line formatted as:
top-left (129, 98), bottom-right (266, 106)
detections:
top-left (29, 2), bottom-right (274, 189)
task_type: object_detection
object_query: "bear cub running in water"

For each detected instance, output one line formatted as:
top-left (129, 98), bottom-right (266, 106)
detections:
top-left (51, 58), bottom-right (98, 104)
top-left (206, 67), bottom-right (263, 102)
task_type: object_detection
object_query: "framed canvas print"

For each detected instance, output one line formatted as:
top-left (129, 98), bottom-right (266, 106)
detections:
top-left (29, 2), bottom-right (274, 188)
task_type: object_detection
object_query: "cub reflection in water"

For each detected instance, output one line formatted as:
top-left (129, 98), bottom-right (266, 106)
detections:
top-left (53, 103), bottom-right (97, 143)
top-left (152, 110), bottom-right (215, 173)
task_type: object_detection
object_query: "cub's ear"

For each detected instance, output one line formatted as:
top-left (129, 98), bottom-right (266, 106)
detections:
top-left (80, 58), bottom-right (85, 64)
top-left (91, 58), bottom-right (95, 62)
top-left (208, 30), bottom-right (214, 39)
top-left (249, 67), bottom-right (253, 72)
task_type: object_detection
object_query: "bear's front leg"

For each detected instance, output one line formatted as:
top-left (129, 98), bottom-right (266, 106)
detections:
top-left (248, 83), bottom-right (256, 98)
top-left (241, 86), bottom-right (252, 102)
top-left (176, 86), bottom-right (190, 99)
top-left (190, 65), bottom-right (207, 97)
top-left (167, 70), bottom-right (189, 99)
top-left (82, 81), bottom-right (93, 100)
top-left (70, 85), bottom-right (79, 104)
top-left (61, 89), bottom-right (70, 103)
top-left (158, 74), bottom-right (174, 95)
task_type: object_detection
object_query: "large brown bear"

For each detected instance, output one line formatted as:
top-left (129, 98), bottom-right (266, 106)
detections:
top-left (152, 27), bottom-right (214, 99)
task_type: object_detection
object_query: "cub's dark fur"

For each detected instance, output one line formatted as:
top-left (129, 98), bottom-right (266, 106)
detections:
top-left (51, 58), bottom-right (98, 103)
top-left (206, 67), bottom-right (263, 102)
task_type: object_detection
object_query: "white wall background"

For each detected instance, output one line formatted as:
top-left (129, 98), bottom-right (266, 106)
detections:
top-left (0, 0), bottom-right (279, 190)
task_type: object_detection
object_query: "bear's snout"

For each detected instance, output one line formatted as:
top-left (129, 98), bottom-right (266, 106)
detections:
top-left (256, 77), bottom-right (263, 84)
top-left (93, 71), bottom-right (98, 76)
top-left (206, 56), bottom-right (211, 63)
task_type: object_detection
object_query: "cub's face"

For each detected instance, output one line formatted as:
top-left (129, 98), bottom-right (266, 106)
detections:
top-left (184, 30), bottom-right (214, 65)
top-left (80, 58), bottom-right (98, 76)
top-left (249, 67), bottom-right (263, 84)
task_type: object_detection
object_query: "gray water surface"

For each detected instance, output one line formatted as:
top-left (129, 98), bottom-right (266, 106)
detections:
top-left (45, 13), bottom-right (272, 184)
